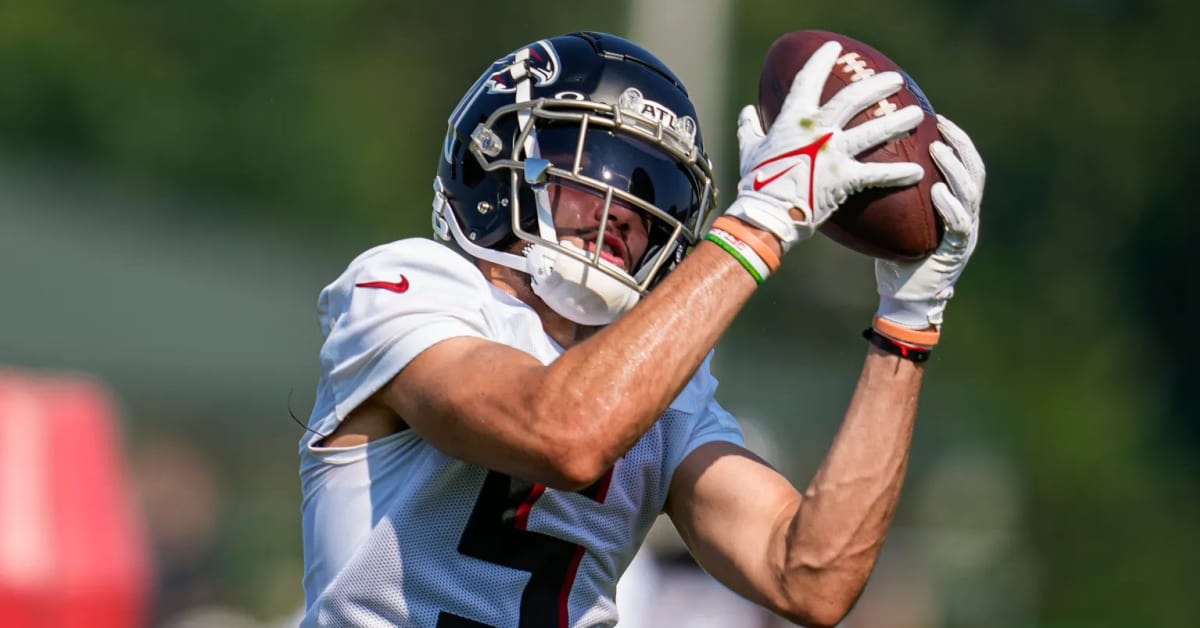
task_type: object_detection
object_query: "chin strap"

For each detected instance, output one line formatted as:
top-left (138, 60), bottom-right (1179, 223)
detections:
top-left (512, 47), bottom-right (559, 248)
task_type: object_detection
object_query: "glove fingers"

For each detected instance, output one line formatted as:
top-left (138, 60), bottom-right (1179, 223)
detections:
top-left (840, 105), bottom-right (923, 156)
top-left (936, 114), bottom-right (986, 193)
top-left (819, 71), bottom-right (905, 128)
top-left (930, 141), bottom-right (979, 213)
top-left (931, 181), bottom-right (973, 237)
top-left (736, 104), bottom-right (766, 176)
top-left (737, 104), bottom-right (766, 142)
top-left (779, 41), bottom-right (842, 120)
top-left (853, 161), bottom-right (925, 189)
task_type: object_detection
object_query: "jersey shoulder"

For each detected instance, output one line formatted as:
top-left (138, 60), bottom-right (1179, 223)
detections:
top-left (342, 237), bottom-right (487, 294)
top-left (310, 239), bottom-right (508, 437)
top-left (318, 238), bottom-right (492, 329)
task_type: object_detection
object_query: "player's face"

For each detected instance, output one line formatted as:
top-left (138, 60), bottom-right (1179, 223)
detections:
top-left (548, 182), bottom-right (650, 272)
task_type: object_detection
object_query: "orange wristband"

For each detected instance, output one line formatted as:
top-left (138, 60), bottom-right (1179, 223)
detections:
top-left (710, 216), bottom-right (782, 272)
top-left (873, 316), bottom-right (941, 347)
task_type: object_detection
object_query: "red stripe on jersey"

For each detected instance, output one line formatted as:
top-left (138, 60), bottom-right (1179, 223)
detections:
top-left (559, 545), bottom-right (588, 628)
top-left (514, 484), bottom-right (546, 531)
top-left (556, 467), bottom-right (614, 626)
top-left (558, 545), bottom-right (586, 627)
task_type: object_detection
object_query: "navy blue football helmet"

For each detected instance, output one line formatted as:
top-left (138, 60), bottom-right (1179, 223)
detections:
top-left (432, 32), bottom-right (718, 324)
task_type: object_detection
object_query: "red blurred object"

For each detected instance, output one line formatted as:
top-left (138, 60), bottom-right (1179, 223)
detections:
top-left (0, 372), bottom-right (150, 628)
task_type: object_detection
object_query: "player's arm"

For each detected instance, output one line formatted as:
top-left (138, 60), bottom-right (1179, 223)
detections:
top-left (340, 42), bottom-right (922, 490)
top-left (368, 44), bottom-right (922, 491)
top-left (664, 348), bottom-right (922, 628)
top-left (667, 115), bottom-right (985, 627)
top-left (372, 239), bottom-right (761, 491)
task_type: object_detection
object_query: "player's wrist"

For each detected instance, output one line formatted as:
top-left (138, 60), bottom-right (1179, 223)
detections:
top-left (706, 216), bottom-right (782, 284)
top-left (724, 194), bottom-right (810, 253)
top-left (871, 313), bottom-right (941, 347)
top-left (862, 327), bottom-right (932, 362)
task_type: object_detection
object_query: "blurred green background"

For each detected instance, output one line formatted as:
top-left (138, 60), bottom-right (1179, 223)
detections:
top-left (1, 0), bottom-right (1196, 626)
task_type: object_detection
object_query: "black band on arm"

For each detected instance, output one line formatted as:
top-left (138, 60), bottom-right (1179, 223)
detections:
top-left (862, 328), bottom-right (932, 363)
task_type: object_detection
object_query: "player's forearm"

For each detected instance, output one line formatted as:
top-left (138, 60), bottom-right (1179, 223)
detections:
top-left (538, 241), bottom-right (762, 485)
top-left (777, 346), bottom-right (923, 621)
top-left (384, 236), bottom-right (776, 491)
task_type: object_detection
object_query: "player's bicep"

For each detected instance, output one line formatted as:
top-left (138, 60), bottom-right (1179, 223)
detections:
top-left (664, 440), bottom-right (801, 614)
top-left (379, 335), bottom-right (554, 475)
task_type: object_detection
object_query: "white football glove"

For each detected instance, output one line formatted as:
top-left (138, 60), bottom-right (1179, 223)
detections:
top-left (875, 115), bottom-right (985, 331)
top-left (726, 40), bottom-right (926, 252)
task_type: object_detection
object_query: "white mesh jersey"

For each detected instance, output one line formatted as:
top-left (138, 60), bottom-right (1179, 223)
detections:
top-left (299, 238), bottom-right (743, 628)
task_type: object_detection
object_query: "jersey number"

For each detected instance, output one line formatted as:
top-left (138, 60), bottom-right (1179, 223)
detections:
top-left (436, 469), bottom-right (613, 628)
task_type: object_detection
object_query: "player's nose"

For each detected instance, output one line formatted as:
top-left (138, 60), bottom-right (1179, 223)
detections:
top-left (593, 199), bottom-right (647, 237)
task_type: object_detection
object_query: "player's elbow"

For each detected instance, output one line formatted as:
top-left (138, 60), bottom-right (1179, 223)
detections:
top-left (776, 577), bottom-right (863, 628)
top-left (781, 600), bottom-right (852, 628)
top-left (541, 446), bottom-right (609, 492)
top-left (507, 425), bottom-right (609, 491)
top-left (527, 401), bottom-right (617, 492)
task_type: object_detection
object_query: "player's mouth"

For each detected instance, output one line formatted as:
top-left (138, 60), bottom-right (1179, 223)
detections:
top-left (585, 232), bottom-right (628, 269)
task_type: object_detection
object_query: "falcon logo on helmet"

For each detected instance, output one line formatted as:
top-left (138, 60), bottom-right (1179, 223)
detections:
top-left (484, 40), bottom-right (561, 94)
top-left (442, 40), bottom-right (562, 163)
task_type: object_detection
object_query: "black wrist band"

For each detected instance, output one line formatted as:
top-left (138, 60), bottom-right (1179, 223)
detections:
top-left (862, 328), bottom-right (932, 363)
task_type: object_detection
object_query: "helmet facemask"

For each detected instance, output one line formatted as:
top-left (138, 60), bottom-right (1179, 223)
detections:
top-left (436, 93), bottom-right (717, 326)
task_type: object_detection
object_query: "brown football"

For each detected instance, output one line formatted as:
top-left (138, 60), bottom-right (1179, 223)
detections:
top-left (758, 30), bottom-right (944, 261)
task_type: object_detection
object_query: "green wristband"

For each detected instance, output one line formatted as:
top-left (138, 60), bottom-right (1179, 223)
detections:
top-left (705, 231), bottom-right (767, 284)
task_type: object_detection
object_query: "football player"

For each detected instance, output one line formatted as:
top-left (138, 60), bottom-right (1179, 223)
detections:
top-left (299, 31), bottom-right (983, 628)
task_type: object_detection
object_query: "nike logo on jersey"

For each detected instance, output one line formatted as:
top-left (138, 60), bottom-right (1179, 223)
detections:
top-left (355, 275), bottom-right (410, 293)
top-left (749, 132), bottom-right (835, 209)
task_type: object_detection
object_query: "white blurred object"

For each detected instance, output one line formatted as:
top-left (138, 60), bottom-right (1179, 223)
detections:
top-left (616, 537), bottom-right (774, 628)
top-left (617, 419), bottom-right (785, 627)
